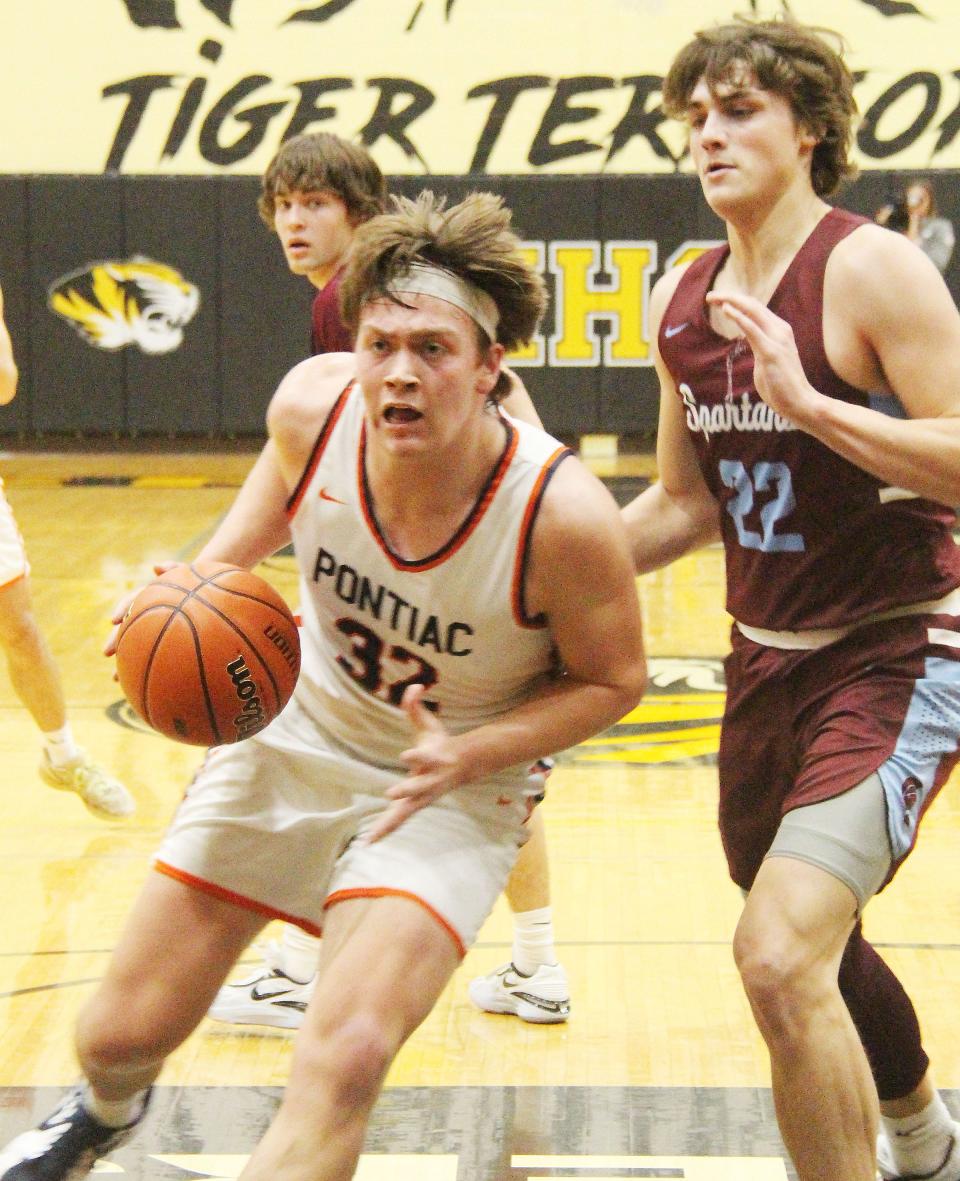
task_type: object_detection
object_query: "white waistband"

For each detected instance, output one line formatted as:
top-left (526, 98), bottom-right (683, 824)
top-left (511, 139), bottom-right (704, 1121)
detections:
top-left (735, 587), bottom-right (960, 650)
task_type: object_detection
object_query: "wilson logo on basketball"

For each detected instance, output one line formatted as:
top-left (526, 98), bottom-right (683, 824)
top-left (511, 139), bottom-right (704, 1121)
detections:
top-left (227, 655), bottom-right (267, 739)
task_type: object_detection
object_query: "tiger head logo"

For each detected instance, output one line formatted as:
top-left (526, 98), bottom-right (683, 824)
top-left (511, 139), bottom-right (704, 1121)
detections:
top-left (47, 257), bottom-right (200, 354)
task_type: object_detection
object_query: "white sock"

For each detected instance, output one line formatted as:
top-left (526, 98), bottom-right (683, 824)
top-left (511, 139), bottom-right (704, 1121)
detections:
top-left (42, 724), bottom-right (79, 768)
top-left (511, 906), bottom-right (557, 976)
top-left (881, 1093), bottom-right (956, 1176)
top-left (82, 1084), bottom-right (148, 1129)
top-left (280, 925), bottom-right (321, 984)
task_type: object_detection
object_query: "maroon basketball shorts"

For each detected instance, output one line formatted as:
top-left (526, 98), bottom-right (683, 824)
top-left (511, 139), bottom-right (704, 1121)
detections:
top-left (719, 609), bottom-right (960, 892)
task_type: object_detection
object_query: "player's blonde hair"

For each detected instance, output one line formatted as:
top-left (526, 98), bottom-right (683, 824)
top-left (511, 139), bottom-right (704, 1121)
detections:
top-left (340, 191), bottom-right (548, 402)
top-left (663, 17), bottom-right (858, 197)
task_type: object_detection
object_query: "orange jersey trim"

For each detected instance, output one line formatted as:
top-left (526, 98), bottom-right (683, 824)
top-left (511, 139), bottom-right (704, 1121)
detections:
top-left (324, 886), bottom-right (466, 959)
top-left (0, 570), bottom-right (27, 592)
top-left (285, 382), bottom-right (353, 521)
top-left (512, 445), bottom-right (572, 628)
top-left (153, 860), bottom-right (323, 938)
top-left (357, 419), bottom-right (520, 573)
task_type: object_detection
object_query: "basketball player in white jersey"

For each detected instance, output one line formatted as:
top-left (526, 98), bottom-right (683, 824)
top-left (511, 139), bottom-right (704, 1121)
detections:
top-left (211, 133), bottom-right (571, 1030)
top-left (0, 283), bottom-right (134, 821)
top-left (0, 191), bottom-right (646, 1181)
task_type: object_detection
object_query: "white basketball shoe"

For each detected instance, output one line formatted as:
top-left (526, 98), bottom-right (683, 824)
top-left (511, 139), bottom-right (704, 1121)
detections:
top-left (208, 942), bottom-right (315, 1030)
top-left (468, 961), bottom-right (570, 1024)
top-left (39, 749), bottom-right (136, 820)
top-left (876, 1122), bottom-right (960, 1180)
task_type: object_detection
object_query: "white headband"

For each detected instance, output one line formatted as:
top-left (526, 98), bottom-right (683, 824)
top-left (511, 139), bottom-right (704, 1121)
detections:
top-left (386, 261), bottom-right (500, 341)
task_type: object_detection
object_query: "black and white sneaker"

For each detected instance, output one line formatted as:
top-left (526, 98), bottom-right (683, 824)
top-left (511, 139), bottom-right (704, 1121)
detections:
top-left (208, 941), bottom-right (315, 1030)
top-left (0, 1084), bottom-right (149, 1180)
top-left (468, 961), bottom-right (571, 1024)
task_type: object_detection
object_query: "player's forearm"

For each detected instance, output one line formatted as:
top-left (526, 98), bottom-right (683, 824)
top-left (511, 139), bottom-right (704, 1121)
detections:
top-left (195, 445), bottom-right (292, 569)
top-left (195, 520), bottom-right (290, 572)
top-left (622, 481), bottom-right (721, 575)
top-left (451, 669), bottom-right (647, 783)
top-left (805, 394), bottom-right (960, 507)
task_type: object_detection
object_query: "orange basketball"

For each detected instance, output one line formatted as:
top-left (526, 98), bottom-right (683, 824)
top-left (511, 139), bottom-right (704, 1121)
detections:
top-left (115, 560), bottom-right (301, 746)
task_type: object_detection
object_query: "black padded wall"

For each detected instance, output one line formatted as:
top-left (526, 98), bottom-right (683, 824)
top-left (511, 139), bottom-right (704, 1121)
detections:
top-left (0, 170), bottom-right (953, 440)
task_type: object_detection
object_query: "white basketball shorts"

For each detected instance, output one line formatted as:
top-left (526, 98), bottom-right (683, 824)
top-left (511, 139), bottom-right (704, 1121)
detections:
top-left (0, 478), bottom-right (28, 588)
top-left (154, 694), bottom-right (532, 955)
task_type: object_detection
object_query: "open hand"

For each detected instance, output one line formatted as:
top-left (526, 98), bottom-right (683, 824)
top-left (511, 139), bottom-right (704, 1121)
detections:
top-left (103, 561), bottom-right (178, 657)
top-left (706, 290), bottom-right (818, 426)
top-left (365, 684), bottom-right (465, 842)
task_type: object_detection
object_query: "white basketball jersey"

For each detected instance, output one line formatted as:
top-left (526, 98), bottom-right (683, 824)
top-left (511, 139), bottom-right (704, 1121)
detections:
top-left (285, 383), bottom-right (571, 769)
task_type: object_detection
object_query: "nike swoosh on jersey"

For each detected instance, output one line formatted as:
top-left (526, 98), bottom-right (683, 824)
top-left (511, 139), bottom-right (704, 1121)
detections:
top-left (319, 487), bottom-right (346, 504)
top-left (664, 322), bottom-right (689, 338)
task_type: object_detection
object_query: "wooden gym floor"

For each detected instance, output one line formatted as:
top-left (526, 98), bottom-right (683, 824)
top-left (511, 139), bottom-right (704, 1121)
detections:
top-left (0, 446), bottom-right (959, 1180)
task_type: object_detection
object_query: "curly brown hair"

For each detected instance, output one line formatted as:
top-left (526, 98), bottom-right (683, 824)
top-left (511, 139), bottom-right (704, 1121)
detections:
top-left (663, 17), bottom-right (858, 197)
top-left (340, 191), bottom-right (547, 402)
top-left (258, 132), bottom-right (387, 227)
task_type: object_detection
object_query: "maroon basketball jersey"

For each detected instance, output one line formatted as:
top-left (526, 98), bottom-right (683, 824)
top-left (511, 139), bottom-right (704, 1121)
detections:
top-left (659, 207), bottom-right (960, 630)
top-left (311, 267), bottom-right (353, 355)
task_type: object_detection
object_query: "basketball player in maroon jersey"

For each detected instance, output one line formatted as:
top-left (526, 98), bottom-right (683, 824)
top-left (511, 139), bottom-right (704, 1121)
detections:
top-left (622, 18), bottom-right (960, 1181)
top-left (211, 133), bottom-right (571, 1030)
top-left (260, 132), bottom-right (387, 357)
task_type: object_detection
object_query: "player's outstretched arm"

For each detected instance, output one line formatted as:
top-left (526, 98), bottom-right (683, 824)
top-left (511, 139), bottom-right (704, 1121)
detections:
top-left (106, 357), bottom-right (354, 655)
top-left (367, 460), bottom-right (647, 842)
top-left (0, 285), bottom-right (19, 406)
top-left (710, 225), bottom-right (960, 506)
top-left (194, 440), bottom-right (292, 572)
top-left (196, 353), bottom-right (356, 572)
top-left (104, 442), bottom-right (293, 657)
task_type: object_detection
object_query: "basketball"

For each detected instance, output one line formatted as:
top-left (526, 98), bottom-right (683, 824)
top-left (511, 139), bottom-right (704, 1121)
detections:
top-left (115, 560), bottom-right (301, 746)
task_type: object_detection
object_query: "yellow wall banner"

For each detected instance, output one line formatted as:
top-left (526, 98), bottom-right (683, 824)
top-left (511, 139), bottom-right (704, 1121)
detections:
top-left (6, 0), bottom-right (960, 174)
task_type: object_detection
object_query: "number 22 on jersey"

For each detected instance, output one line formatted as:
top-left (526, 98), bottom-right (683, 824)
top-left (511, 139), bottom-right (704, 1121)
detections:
top-left (719, 459), bottom-right (805, 553)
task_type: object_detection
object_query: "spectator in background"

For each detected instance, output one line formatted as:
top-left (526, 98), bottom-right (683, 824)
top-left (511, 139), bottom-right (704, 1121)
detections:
top-left (874, 198), bottom-right (909, 235)
top-left (906, 178), bottom-right (955, 274)
top-left (874, 189), bottom-right (952, 420)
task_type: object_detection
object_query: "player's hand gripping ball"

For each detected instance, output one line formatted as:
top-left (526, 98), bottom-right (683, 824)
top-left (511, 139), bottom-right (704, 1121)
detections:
top-left (115, 560), bottom-right (301, 745)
